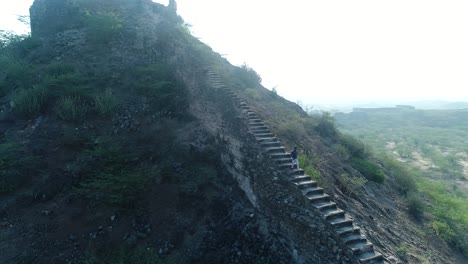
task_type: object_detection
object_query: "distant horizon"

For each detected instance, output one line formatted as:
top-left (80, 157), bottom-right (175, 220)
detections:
top-left (299, 98), bottom-right (468, 106)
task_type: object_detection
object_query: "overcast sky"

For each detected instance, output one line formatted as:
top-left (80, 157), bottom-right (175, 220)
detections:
top-left (2, 0), bottom-right (468, 105)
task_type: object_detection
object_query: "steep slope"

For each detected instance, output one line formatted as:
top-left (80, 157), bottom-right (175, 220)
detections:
top-left (0, 0), bottom-right (466, 263)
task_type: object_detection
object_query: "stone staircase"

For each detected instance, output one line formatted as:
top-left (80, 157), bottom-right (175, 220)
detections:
top-left (206, 70), bottom-right (385, 264)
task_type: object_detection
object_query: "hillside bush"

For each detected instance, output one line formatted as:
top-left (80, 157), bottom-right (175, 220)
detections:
top-left (74, 142), bottom-right (154, 207)
top-left (0, 143), bottom-right (38, 193)
top-left (56, 96), bottom-right (88, 121)
top-left (340, 133), bottom-right (368, 159)
top-left (0, 58), bottom-right (36, 90)
top-left (78, 168), bottom-right (151, 207)
top-left (432, 221), bottom-right (456, 242)
top-left (235, 63), bottom-right (262, 88)
top-left (381, 156), bottom-right (417, 194)
top-left (46, 62), bottom-right (75, 78)
top-left (94, 90), bottom-right (117, 115)
top-left (351, 158), bottom-right (385, 183)
top-left (45, 72), bottom-right (89, 98)
top-left (406, 191), bottom-right (425, 219)
top-left (277, 119), bottom-right (307, 144)
top-left (13, 85), bottom-right (49, 118)
top-left (314, 112), bottom-right (338, 138)
top-left (337, 173), bottom-right (368, 197)
top-left (298, 153), bottom-right (321, 184)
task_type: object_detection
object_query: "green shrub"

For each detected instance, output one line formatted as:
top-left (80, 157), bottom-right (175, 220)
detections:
top-left (235, 63), bottom-right (262, 88)
top-left (77, 168), bottom-right (151, 207)
top-left (46, 62), bottom-right (75, 78)
top-left (94, 90), bottom-right (117, 115)
top-left (44, 72), bottom-right (90, 98)
top-left (406, 192), bottom-right (425, 218)
top-left (0, 143), bottom-right (38, 193)
top-left (315, 112), bottom-right (338, 138)
top-left (244, 88), bottom-right (261, 100)
top-left (395, 245), bottom-right (411, 257)
top-left (13, 85), bottom-right (49, 118)
top-left (1, 58), bottom-right (36, 89)
top-left (381, 156), bottom-right (417, 194)
top-left (277, 119), bottom-right (307, 144)
top-left (340, 133), bottom-right (368, 158)
top-left (131, 64), bottom-right (188, 117)
top-left (351, 158), bottom-right (385, 183)
top-left (56, 96), bottom-right (88, 121)
top-left (74, 142), bottom-right (154, 207)
top-left (432, 221), bottom-right (456, 241)
top-left (298, 153), bottom-right (321, 181)
top-left (338, 173), bottom-right (368, 197)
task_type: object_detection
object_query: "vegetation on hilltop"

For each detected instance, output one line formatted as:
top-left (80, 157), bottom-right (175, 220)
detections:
top-left (0, 4), bottom-right (226, 261)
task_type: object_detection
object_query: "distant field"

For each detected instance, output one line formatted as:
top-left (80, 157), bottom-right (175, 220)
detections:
top-left (335, 107), bottom-right (468, 182)
top-left (335, 107), bottom-right (468, 254)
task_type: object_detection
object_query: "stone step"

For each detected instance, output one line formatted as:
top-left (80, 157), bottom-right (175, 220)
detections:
top-left (278, 162), bottom-right (294, 170)
top-left (261, 141), bottom-right (282, 148)
top-left (264, 146), bottom-right (285, 154)
top-left (313, 201), bottom-right (337, 212)
top-left (270, 152), bottom-right (289, 159)
top-left (336, 226), bottom-right (360, 238)
top-left (257, 137), bottom-right (277, 143)
top-left (250, 122), bottom-right (264, 126)
top-left (340, 228), bottom-right (364, 242)
top-left (343, 234), bottom-right (366, 246)
top-left (254, 132), bottom-right (274, 138)
top-left (302, 186), bottom-right (323, 196)
top-left (253, 130), bottom-right (272, 137)
top-left (272, 157), bottom-right (291, 164)
top-left (351, 242), bottom-right (374, 255)
top-left (258, 136), bottom-right (277, 142)
top-left (247, 111), bottom-right (257, 116)
top-left (330, 218), bottom-right (353, 229)
top-left (358, 251), bottom-right (383, 263)
top-left (290, 174), bottom-right (311, 182)
top-left (249, 118), bottom-right (262, 123)
top-left (307, 193), bottom-right (330, 203)
top-left (251, 127), bottom-right (270, 132)
top-left (290, 168), bottom-right (305, 176)
top-left (241, 106), bottom-right (250, 110)
top-left (248, 116), bottom-right (260, 120)
top-left (292, 175), bottom-right (317, 186)
top-left (348, 240), bottom-right (370, 252)
top-left (323, 209), bottom-right (345, 221)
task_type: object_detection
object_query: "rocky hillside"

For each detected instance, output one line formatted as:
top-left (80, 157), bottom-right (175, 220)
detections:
top-left (0, 0), bottom-right (466, 263)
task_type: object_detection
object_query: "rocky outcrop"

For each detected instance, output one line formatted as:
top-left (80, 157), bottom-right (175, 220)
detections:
top-left (29, 0), bottom-right (172, 38)
top-left (29, 0), bottom-right (82, 37)
top-left (168, 0), bottom-right (177, 13)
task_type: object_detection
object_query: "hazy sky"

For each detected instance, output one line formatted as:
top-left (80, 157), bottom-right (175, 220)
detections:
top-left (2, 0), bottom-right (468, 105)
